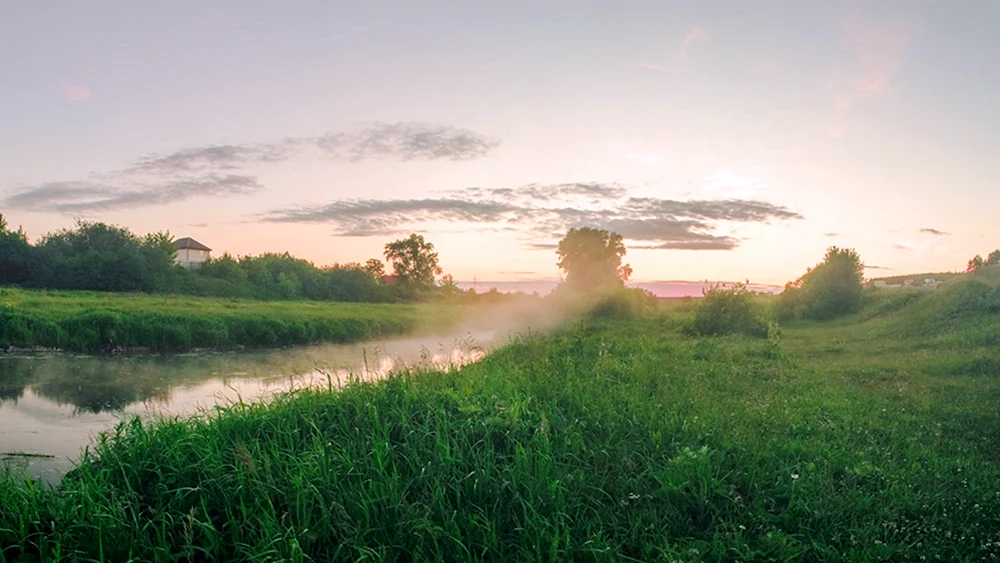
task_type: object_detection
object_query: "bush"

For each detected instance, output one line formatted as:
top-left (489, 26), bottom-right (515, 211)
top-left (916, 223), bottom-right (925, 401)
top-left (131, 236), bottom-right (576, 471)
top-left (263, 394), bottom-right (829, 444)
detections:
top-left (588, 288), bottom-right (659, 320)
top-left (775, 247), bottom-right (865, 321)
top-left (938, 280), bottom-right (1000, 317)
top-left (687, 282), bottom-right (768, 338)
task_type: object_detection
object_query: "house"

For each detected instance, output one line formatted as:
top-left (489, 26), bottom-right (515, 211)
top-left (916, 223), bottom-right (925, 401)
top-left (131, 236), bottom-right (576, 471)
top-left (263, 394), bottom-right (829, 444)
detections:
top-left (173, 237), bottom-right (211, 269)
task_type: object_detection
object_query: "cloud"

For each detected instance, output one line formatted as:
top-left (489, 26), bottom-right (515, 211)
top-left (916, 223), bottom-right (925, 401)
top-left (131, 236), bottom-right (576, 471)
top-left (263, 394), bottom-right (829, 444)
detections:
top-left (525, 242), bottom-right (559, 251)
top-left (318, 123), bottom-right (500, 162)
top-left (4, 122), bottom-right (499, 214)
top-left (635, 61), bottom-right (669, 72)
top-left (824, 232), bottom-right (839, 237)
top-left (655, 239), bottom-right (738, 251)
top-left (919, 228), bottom-right (949, 236)
top-left (262, 183), bottom-right (802, 252)
top-left (893, 244), bottom-right (910, 250)
top-left (678, 26), bottom-right (710, 62)
top-left (64, 84), bottom-right (91, 101)
top-left (4, 175), bottom-right (261, 213)
top-left (126, 123), bottom-right (498, 175)
top-left (833, 10), bottom-right (914, 110)
top-left (865, 265), bottom-right (894, 270)
top-left (461, 182), bottom-right (629, 202)
top-left (127, 142), bottom-right (301, 175)
top-left (635, 24), bottom-right (709, 72)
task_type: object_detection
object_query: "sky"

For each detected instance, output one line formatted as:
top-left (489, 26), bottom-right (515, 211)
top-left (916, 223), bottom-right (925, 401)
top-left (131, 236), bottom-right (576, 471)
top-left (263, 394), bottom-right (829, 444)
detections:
top-left (2, 1), bottom-right (998, 289)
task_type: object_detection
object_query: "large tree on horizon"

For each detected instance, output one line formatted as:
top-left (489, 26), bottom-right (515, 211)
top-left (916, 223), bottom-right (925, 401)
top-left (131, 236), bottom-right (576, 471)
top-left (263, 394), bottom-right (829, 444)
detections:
top-left (555, 227), bottom-right (632, 292)
top-left (384, 233), bottom-right (442, 292)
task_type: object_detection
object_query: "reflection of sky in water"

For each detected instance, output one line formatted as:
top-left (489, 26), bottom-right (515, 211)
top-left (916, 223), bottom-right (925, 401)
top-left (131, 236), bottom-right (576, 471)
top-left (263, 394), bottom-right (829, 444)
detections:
top-left (0, 329), bottom-right (496, 484)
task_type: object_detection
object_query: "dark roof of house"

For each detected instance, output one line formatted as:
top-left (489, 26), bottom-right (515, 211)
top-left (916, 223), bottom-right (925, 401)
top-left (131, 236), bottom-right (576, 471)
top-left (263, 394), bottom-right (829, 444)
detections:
top-left (173, 237), bottom-right (212, 252)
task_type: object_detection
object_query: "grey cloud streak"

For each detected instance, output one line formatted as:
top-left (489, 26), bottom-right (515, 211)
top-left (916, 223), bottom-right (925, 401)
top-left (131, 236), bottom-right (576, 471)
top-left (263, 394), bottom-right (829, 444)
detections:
top-left (262, 183), bottom-right (803, 251)
top-left (129, 123), bottom-right (499, 175)
top-left (3, 122), bottom-right (499, 214)
top-left (4, 175), bottom-right (261, 214)
top-left (319, 123), bottom-right (500, 162)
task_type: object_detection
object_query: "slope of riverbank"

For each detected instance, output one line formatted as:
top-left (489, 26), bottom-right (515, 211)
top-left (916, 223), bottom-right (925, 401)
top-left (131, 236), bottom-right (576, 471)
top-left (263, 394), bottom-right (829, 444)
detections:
top-left (2, 290), bottom-right (999, 560)
top-left (0, 288), bottom-right (466, 353)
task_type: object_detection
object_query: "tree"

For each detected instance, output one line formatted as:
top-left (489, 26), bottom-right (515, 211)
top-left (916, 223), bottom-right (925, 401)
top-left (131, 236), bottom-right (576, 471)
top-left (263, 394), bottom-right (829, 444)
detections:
top-left (777, 246), bottom-right (865, 320)
top-left (988, 250), bottom-right (1000, 266)
top-left (363, 258), bottom-right (385, 280)
top-left (384, 234), bottom-right (442, 292)
top-left (968, 255), bottom-right (985, 273)
top-left (555, 227), bottom-right (631, 292)
top-left (0, 213), bottom-right (33, 285)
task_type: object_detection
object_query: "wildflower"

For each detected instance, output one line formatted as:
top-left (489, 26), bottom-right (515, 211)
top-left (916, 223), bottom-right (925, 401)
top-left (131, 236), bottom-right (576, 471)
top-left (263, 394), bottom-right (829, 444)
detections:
top-left (791, 473), bottom-right (800, 480)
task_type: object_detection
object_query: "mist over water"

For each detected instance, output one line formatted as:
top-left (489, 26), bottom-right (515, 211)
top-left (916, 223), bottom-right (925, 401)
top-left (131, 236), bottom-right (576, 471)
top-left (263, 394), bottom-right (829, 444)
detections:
top-left (0, 317), bottom-right (531, 484)
top-left (458, 279), bottom-right (782, 297)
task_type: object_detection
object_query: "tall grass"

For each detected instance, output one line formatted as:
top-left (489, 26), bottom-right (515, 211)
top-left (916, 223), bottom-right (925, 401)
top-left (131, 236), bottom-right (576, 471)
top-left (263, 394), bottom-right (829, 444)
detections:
top-left (0, 288), bottom-right (462, 353)
top-left (3, 293), bottom-right (1000, 560)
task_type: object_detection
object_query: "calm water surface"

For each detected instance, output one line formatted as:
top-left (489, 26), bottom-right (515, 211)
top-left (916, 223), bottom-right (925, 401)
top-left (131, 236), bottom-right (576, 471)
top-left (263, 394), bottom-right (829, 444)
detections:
top-left (0, 327), bottom-right (507, 483)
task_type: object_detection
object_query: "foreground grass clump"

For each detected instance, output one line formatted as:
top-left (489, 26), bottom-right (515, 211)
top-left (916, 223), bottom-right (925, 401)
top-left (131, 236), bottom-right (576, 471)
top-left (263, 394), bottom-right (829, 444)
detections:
top-left (3, 305), bottom-right (1000, 561)
top-left (0, 288), bottom-right (461, 352)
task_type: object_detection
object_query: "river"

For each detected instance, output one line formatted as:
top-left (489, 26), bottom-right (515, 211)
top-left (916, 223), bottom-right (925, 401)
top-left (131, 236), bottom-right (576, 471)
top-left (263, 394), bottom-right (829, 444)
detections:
top-left (0, 326), bottom-right (506, 484)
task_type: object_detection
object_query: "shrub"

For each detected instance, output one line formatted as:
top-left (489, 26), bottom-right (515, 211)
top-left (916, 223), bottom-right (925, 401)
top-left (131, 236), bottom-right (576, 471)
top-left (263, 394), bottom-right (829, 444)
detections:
top-left (588, 288), bottom-right (659, 320)
top-left (688, 282), bottom-right (768, 338)
top-left (775, 247), bottom-right (865, 321)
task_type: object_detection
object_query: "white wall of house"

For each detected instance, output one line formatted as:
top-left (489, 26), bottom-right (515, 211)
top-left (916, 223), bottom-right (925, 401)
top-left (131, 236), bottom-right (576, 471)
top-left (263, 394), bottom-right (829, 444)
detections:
top-left (176, 248), bottom-right (211, 268)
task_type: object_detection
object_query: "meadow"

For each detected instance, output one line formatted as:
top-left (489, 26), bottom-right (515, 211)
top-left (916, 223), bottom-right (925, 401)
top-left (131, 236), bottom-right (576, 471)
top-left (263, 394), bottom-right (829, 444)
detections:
top-left (0, 288), bottom-right (464, 353)
top-left (2, 282), bottom-right (998, 561)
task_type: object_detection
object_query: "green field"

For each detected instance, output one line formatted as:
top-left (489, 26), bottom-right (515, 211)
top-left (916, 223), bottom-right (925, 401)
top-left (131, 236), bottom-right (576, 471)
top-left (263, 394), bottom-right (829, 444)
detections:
top-left (2, 282), bottom-right (999, 561)
top-left (0, 288), bottom-right (464, 353)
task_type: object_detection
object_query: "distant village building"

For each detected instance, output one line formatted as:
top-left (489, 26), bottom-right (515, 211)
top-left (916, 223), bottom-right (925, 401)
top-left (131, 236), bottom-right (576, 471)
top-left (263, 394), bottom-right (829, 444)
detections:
top-left (173, 237), bottom-right (211, 269)
top-left (923, 278), bottom-right (942, 288)
top-left (874, 280), bottom-right (888, 288)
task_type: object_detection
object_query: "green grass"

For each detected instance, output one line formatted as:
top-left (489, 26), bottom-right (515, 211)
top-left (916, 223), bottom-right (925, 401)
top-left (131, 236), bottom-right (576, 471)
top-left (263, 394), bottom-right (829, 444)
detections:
top-left (0, 288), bottom-right (464, 353)
top-left (2, 286), bottom-right (1000, 561)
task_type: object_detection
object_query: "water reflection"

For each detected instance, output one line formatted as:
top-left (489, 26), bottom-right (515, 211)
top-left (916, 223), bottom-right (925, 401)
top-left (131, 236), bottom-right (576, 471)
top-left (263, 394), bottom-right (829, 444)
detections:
top-left (0, 329), bottom-right (496, 483)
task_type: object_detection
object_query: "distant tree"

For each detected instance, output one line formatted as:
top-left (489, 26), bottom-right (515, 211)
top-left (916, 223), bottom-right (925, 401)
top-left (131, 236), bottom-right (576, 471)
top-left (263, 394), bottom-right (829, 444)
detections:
top-left (988, 250), bottom-right (1000, 266)
top-left (968, 255), bottom-right (985, 273)
top-left (29, 221), bottom-right (172, 292)
top-left (384, 234), bottom-right (442, 292)
top-left (0, 214), bottom-right (33, 285)
top-left (776, 246), bottom-right (865, 320)
top-left (438, 273), bottom-right (463, 299)
top-left (363, 258), bottom-right (385, 280)
top-left (555, 227), bottom-right (631, 292)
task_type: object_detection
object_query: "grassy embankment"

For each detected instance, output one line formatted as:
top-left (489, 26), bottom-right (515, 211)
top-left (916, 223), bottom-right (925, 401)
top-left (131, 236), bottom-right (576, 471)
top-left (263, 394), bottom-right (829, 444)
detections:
top-left (0, 288), bottom-right (465, 353)
top-left (2, 282), bottom-right (1000, 560)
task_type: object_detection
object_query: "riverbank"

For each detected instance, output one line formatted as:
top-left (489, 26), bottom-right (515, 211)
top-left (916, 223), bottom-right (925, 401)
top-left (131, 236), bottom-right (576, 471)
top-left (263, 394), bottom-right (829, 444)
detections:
top-left (2, 293), bottom-right (999, 560)
top-left (0, 288), bottom-right (466, 353)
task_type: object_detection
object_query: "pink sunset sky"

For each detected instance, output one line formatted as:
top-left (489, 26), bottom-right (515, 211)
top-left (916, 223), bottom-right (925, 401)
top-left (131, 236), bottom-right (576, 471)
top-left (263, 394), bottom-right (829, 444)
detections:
top-left (2, 1), bottom-right (997, 291)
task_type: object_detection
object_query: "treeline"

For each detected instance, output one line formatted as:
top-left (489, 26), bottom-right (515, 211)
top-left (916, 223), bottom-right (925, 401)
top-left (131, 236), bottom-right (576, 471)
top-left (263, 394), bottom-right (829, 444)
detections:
top-left (0, 214), bottom-right (522, 304)
top-left (967, 249), bottom-right (1000, 272)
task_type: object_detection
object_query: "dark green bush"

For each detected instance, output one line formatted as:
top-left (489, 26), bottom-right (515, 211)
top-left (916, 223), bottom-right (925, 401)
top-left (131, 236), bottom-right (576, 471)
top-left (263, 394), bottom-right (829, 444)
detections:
top-left (775, 247), bottom-right (865, 321)
top-left (588, 288), bottom-right (659, 320)
top-left (687, 282), bottom-right (768, 338)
